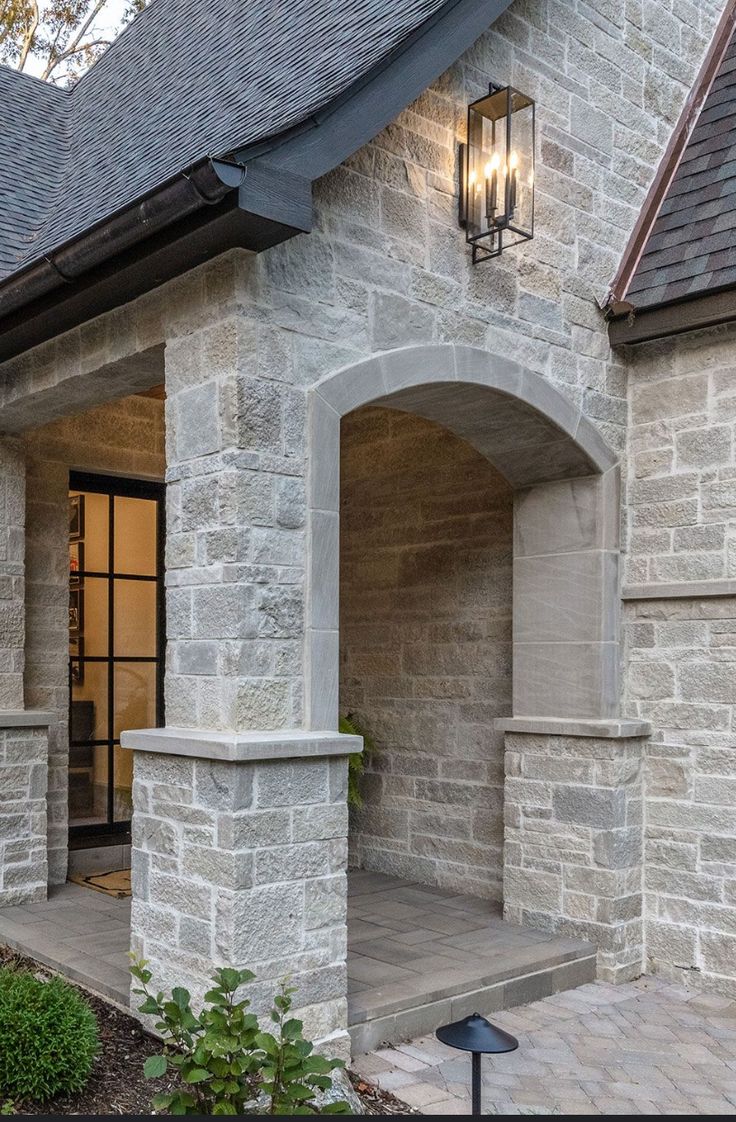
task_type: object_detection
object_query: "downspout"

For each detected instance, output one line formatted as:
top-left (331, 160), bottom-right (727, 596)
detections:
top-left (0, 159), bottom-right (234, 319)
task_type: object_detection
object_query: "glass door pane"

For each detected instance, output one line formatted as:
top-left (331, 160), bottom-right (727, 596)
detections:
top-left (68, 474), bottom-right (163, 840)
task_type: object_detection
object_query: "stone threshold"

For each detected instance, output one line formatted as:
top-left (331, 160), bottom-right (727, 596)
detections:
top-left (495, 716), bottom-right (651, 738)
top-left (120, 726), bottom-right (362, 761)
top-left (349, 948), bottom-right (597, 1054)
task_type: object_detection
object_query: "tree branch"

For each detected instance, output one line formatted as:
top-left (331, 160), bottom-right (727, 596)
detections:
top-left (42, 35), bottom-right (110, 79)
top-left (17, 0), bottom-right (39, 71)
top-left (42, 0), bottom-right (109, 79)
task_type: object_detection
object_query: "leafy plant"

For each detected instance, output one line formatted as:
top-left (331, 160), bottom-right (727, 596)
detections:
top-left (0, 967), bottom-right (98, 1103)
top-left (339, 712), bottom-right (375, 808)
top-left (130, 960), bottom-right (349, 1115)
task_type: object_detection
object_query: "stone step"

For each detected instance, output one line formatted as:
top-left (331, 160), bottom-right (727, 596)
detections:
top-left (348, 940), bottom-right (597, 1054)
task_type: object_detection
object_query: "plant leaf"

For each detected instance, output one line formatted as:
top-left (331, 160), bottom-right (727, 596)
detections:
top-left (143, 1054), bottom-right (168, 1079)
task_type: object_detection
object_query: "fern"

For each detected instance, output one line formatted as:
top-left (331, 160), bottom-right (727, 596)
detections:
top-left (339, 713), bottom-right (375, 808)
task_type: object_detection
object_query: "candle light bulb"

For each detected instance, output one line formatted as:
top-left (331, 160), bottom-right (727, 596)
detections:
top-left (508, 150), bottom-right (519, 216)
top-left (484, 151), bottom-right (500, 223)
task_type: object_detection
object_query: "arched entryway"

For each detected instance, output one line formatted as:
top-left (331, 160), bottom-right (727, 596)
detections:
top-left (306, 343), bottom-right (621, 732)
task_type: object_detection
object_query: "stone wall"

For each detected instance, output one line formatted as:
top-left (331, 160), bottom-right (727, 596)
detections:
top-left (340, 406), bottom-right (512, 899)
top-left (625, 322), bottom-right (736, 996)
top-left (504, 731), bottom-right (646, 983)
top-left (626, 323), bottom-right (736, 586)
top-left (130, 747), bottom-right (350, 1057)
top-left (23, 394), bottom-right (165, 883)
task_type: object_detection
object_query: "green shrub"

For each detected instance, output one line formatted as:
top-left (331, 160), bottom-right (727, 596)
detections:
top-left (0, 967), bottom-right (98, 1103)
top-left (131, 960), bottom-right (349, 1115)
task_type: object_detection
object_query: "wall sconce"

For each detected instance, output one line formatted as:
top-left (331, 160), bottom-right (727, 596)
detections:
top-left (459, 84), bottom-right (535, 263)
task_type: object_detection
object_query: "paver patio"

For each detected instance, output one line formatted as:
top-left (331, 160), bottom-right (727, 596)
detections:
top-left (0, 871), bottom-right (595, 1050)
top-left (347, 870), bottom-right (595, 1051)
top-left (353, 976), bottom-right (736, 1114)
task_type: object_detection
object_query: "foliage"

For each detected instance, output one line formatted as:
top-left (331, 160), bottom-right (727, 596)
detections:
top-left (130, 959), bottom-right (349, 1115)
top-left (0, 966), bottom-right (98, 1103)
top-left (339, 712), bottom-right (375, 809)
top-left (0, 0), bottom-right (147, 84)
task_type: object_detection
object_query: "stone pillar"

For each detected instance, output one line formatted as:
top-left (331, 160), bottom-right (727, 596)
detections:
top-left (122, 729), bottom-right (359, 1059)
top-left (0, 437), bottom-right (51, 904)
top-left (164, 290), bottom-right (307, 732)
top-left (0, 437), bottom-right (26, 710)
top-left (0, 715), bottom-right (49, 906)
top-left (499, 723), bottom-right (649, 983)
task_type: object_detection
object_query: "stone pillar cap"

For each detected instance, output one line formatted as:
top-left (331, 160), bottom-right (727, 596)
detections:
top-left (495, 716), bottom-right (651, 739)
top-left (120, 726), bottom-right (363, 762)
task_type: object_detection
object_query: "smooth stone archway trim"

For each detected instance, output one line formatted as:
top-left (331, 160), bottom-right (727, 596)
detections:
top-left (311, 345), bottom-right (617, 494)
top-left (305, 343), bottom-right (623, 730)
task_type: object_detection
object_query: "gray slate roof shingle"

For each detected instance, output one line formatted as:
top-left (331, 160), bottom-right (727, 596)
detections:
top-left (0, 0), bottom-right (451, 282)
top-left (626, 27), bottom-right (736, 310)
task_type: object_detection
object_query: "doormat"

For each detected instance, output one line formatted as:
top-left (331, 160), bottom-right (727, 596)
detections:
top-left (68, 868), bottom-right (131, 898)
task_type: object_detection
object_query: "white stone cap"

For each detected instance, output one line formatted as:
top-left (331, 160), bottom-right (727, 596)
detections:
top-left (495, 716), bottom-right (652, 739)
top-left (120, 726), bottom-right (363, 762)
top-left (0, 709), bottom-right (54, 728)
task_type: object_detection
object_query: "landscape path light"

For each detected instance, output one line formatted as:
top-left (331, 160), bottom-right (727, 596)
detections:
top-left (436, 1011), bottom-right (519, 1116)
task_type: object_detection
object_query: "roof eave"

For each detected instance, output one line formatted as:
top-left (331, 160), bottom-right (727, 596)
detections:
top-left (0, 0), bottom-right (515, 364)
top-left (608, 286), bottom-right (736, 346)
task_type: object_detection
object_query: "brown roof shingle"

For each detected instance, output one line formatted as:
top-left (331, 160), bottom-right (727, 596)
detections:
top-left (625, 29), bottom-right (736, 311)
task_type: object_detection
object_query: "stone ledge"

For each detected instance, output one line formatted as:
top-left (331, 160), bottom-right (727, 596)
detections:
top-left (495, 716), bottom-right (651, 739)
top-left (623, 579), bottom-right (736, 600)
top-left (0, 710), bottom-right (53, 728)
top-left (120, 726), bottom-right (362, 762)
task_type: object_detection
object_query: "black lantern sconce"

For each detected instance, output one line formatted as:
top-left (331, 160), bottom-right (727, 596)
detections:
top-left (436, 1012), bottom-right (519, 1116)
top-left (459, 83), bottom-right (535, 263)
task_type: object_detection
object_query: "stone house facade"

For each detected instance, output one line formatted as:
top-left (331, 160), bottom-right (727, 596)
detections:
top-left (1, 0), bottom-right (736, 1057)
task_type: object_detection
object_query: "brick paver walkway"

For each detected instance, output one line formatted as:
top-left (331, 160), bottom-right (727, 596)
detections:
top-left (353, 977), bottom-right (736, 1114)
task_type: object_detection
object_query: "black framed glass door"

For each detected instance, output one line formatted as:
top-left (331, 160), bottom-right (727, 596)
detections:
top-left (68, 472), bottom-right (165, 843)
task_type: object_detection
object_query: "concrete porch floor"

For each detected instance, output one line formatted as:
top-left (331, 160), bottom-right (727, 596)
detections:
top-left (0, 871), bottom-right (596, 1051)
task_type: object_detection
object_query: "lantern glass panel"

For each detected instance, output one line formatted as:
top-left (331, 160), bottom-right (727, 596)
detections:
top-left (465, 86), bottom-right (534, 259)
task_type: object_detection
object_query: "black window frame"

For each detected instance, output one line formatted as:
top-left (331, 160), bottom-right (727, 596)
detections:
top-left (68, 470), bottom-right (165, 846)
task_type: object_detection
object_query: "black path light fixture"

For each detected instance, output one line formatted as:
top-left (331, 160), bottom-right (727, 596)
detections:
top-left (459, 83), bottom-right (535, 263)
top-left (436, 1011), bottom-right (519, 1115)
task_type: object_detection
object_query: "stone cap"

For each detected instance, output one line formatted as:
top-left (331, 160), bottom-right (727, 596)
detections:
top-left (495, 716), bottom-right (651, 739)
top-left (0, 709), bottom-right (54, 728)
top-left (120, 726), bottom-right (363, 762)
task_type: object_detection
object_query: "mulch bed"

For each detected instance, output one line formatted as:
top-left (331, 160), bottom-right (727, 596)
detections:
top-left (0, 945), bottom-right (416, 1116)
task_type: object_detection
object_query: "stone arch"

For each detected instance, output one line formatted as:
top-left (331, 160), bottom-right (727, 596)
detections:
top-left (306, 344), bottom-right (621, 730)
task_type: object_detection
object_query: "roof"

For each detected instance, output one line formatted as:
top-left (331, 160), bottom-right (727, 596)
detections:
top-left (0, 0), bottom-right (451, 282)
top-left (625, 27), bottom-right (736, 312)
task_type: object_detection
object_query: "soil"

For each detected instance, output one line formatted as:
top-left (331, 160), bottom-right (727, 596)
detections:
top-left (0, 945), bottom-right (417, 1116)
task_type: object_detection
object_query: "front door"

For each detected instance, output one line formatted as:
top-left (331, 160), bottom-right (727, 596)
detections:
top-left (68, 472), bottom-right (164, 845)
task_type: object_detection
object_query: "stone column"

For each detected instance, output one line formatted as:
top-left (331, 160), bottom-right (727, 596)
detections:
top-left (0, 437), bottom-right (51, 905)
top-left (124, 280), bottom-right (358, 1055)
top-left (123, 729), bottom-right (359, 1059)
top-left (164, 287), bottom-right (307, 732)
top-left (499, 723), bottom-right (649, 983)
